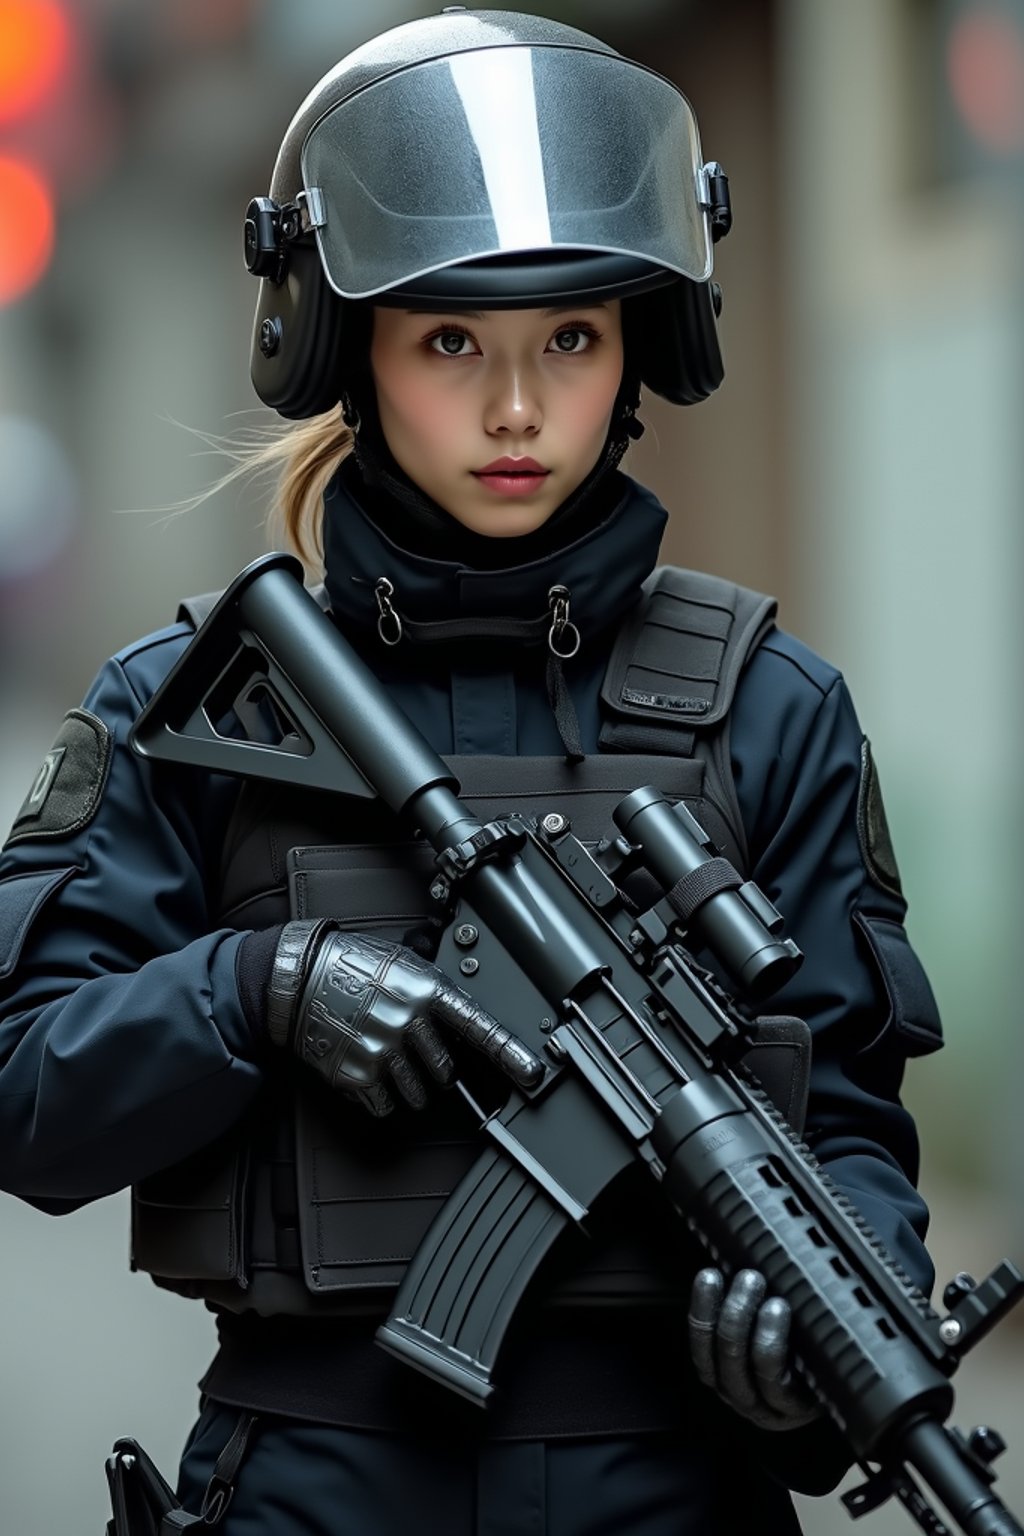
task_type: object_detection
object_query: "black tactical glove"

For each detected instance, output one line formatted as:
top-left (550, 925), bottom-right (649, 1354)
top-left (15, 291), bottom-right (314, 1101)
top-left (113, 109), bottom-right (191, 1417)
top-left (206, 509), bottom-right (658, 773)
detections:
top-left (264, 919), bottom-right (544, 1116)
top-left (688, 1268), bottom-right (821, 1432)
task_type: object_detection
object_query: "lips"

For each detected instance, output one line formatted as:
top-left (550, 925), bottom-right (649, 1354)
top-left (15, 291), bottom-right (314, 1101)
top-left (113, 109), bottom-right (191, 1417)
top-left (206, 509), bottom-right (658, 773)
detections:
top-left (474, 456), bottom-right (548, 476)
top-left (472, 457), bottom-right (551, 499)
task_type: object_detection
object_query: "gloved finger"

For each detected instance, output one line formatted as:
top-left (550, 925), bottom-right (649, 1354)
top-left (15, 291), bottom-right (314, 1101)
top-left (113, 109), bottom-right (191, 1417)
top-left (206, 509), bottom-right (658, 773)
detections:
top-left (407, 1019), bottom-right (456, 1086)
top-left (687, 1267), bottom-right (725, 1391)
top-left (353, 1081), bottom-right (395, 1118)
top-left (432, 976), bottom-right (545, 1089)
top-left (715, 1269), bottom-right (767, 1418)
top-left (387, 1051), bottom-right (430, 1111)
top-left (749, 1293), bottom-right (791, 1395)
top-left (751, 1297), bottom-right (819, 1421)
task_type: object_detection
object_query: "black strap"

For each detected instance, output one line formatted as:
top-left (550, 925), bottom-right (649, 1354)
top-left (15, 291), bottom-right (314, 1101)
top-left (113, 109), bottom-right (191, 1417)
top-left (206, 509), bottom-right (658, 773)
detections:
top-left (159, 1412), bottom-right (259, 1532)
top-left (545, 653), bottom-right (585, 764)
top-left (401, 610), bottom-right (550, 646)
top-left (598, 718), bottom-right (697, 757)
top-left (665, 857), bottom-right (743, 924)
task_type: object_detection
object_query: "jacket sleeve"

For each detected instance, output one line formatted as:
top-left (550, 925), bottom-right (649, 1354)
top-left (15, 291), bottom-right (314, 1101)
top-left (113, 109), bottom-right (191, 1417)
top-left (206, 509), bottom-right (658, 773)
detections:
top-left (726, 632), bottom-right (943, 1492)
top-left (0, 637), bottom-right (264, 1211)
top-left (733, 633), bottom-right (941, 1293)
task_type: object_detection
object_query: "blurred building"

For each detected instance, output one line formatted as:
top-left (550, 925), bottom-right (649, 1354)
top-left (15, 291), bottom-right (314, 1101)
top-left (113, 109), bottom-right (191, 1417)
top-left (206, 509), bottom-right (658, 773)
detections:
top-left (1, 2), bottom-right (1021, 1531)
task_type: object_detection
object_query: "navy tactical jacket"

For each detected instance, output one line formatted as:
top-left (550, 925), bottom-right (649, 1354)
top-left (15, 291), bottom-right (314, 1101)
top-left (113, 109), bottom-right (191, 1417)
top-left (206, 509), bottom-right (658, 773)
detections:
top-left (0, 470), bottom-right (942, 1488)
top-left (0, 472), bottom-right (940, 1264)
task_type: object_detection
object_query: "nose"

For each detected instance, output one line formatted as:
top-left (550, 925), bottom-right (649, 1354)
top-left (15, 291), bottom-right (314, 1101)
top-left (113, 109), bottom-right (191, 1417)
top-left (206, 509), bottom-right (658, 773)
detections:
top-left (483, 360), bottom-right (542, 439)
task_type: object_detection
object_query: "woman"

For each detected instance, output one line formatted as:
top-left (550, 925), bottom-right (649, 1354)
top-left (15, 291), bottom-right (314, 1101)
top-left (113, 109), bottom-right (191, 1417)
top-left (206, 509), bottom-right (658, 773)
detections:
top-left (0, 11), bottom-right (942, 1534)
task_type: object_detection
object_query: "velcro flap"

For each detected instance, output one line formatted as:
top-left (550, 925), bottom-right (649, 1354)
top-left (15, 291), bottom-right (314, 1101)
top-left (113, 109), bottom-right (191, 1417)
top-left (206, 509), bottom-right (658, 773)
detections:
top-left (0, 866), bottom-right (77, 979)
top-left (854, 912), bottom-right (943, 1057)
top-left (602, 566), bottom-right (777, 731)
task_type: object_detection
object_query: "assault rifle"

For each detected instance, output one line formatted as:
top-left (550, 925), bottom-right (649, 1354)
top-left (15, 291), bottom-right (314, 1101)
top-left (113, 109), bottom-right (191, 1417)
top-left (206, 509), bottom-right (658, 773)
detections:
top-left (133, 554), bottom-right (1024, 1536)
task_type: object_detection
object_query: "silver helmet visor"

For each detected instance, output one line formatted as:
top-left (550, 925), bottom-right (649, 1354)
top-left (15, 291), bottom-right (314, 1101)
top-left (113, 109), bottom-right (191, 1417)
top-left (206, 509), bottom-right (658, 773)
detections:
top-left (300, 45), bottom-right (714, 300)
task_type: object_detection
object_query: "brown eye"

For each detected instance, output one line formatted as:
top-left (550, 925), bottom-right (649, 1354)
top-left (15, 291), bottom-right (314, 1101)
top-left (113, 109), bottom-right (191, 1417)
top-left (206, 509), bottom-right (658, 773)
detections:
top-left (550, 327), bottom-right (592, 354)
top-left (429, 329), bottom-right (475, 356)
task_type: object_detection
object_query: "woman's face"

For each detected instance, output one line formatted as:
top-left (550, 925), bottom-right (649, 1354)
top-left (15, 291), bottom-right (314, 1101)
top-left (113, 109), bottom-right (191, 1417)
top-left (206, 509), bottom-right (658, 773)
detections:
top-left (370, 301), bottom-right (624, 538)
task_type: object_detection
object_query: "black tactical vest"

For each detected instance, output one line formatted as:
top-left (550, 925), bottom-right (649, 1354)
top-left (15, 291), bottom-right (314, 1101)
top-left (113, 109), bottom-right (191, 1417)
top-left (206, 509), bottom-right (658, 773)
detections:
top-left (131, 569), bottom-right (803, 1318)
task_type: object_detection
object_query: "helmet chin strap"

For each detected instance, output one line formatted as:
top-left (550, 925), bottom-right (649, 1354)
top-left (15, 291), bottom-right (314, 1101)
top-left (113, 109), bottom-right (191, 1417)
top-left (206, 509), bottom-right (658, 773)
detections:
top-left (339, 368), bottom-right (644, 567)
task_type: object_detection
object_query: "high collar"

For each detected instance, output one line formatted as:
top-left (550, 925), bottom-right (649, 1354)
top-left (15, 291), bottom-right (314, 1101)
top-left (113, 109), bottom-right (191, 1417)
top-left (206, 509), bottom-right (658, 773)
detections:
top-left (322, 463), bottom-right (669, 650)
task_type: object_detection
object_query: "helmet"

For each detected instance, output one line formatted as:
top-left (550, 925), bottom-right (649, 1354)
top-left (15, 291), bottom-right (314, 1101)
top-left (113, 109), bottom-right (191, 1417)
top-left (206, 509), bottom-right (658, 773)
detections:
top-left (245, 9), bottom-right (732, 419)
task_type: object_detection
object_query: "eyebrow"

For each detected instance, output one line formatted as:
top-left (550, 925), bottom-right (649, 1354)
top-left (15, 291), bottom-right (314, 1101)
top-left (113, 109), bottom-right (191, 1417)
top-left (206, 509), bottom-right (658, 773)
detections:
top-left (544, 302), bottom-right (609, 317)
top-left (405, 310), bottom-right (486, 319)
top-left (404, 303), bottom-right (609, 320)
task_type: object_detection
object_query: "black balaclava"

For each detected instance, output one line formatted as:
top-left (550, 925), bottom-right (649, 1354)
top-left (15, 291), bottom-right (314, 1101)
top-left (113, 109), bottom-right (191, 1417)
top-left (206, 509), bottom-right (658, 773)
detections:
top-left (336, 300), bottom-right (645, 571)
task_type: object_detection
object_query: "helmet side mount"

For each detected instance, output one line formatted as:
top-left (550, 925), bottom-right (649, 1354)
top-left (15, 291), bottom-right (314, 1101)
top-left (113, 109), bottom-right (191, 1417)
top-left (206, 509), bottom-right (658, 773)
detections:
top-left (701, 162), bottom-right (732, 244)
top-left (244, 191), bottom-right (326, 285)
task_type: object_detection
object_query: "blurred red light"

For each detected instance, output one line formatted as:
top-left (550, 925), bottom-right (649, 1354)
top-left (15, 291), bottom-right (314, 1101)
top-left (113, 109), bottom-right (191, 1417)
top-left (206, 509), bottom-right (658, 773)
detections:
top-left (0, 156), bottom-right (55, 303)
top-left (0, 0), bottom-right (70, 124)
top-left (947, 6), bottom-right (1024, 155)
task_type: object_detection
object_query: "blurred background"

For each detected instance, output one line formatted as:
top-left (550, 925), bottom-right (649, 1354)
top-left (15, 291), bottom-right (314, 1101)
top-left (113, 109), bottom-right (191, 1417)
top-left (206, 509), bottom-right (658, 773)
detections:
top-left (1, 1), bottom-right (1021, 1531)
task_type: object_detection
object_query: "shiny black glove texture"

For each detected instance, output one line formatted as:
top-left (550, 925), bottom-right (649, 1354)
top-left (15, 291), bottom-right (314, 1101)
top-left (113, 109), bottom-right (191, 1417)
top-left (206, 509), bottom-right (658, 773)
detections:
top-left (265, 919), bottom-right (544, 1116)
top-left (688, 1268), bottom-right (821, 1432)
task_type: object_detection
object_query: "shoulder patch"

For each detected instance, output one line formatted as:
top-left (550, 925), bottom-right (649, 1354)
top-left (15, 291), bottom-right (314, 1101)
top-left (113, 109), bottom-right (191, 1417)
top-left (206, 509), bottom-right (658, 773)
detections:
top-left (856, 739), bottom-right (903, 900)
top-left (6, 709), bottom-right (112, 847)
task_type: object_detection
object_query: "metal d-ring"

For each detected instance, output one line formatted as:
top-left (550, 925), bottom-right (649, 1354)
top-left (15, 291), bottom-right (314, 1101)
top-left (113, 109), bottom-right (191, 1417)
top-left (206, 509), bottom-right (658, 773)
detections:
top-left (375, 577), bottom-right (402, 646)
top-left (547, 584), bottom-right (580, 659)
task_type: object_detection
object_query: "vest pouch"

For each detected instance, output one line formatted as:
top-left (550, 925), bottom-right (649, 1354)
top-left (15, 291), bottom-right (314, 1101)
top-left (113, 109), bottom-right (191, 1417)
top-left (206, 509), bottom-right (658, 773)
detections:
top-left (853, 911), bottom-right (943, 1057)
top-left (739, 1016), bottom-right (812, 1134)
top-left (132, 1125), bottom-right (249, 1289)
top-left (288, 841), bottom-right (438, 940)
top-left (288, 838), bottom-right (483, 1296)
top-left (294, 1081), bottom-right (485, 1296)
